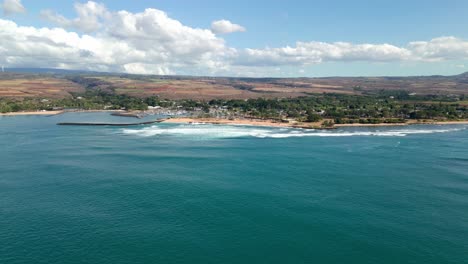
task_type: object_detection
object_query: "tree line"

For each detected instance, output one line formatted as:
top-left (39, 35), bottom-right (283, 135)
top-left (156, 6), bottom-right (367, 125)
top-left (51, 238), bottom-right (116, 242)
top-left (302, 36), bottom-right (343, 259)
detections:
top-left (1, 91), bottom-right (467, 123)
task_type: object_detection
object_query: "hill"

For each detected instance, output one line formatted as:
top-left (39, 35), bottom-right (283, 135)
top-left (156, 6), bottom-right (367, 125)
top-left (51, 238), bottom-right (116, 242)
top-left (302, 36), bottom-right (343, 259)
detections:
top-left (0, 69), bottom-right (467, 99)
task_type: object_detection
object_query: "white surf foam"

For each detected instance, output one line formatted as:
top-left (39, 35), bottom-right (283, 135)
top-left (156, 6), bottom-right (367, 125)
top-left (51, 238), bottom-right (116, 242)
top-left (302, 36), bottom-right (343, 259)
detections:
top-left (120, 123), bottom-right (465, 139)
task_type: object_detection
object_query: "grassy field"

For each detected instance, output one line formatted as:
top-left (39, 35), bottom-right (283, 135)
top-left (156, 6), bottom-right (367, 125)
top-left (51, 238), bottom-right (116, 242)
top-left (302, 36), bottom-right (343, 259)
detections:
top-left (90, 74), bottom-right (468, 99)
top-left (1, 72), bottom-right (468, 100)
top-left (0, 75), bottom-right (84, 98)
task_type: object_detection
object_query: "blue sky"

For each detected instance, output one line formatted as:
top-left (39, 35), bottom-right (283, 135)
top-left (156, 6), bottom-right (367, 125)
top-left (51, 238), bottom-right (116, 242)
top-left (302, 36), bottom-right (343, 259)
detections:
top-left (2, 0), bottom-right (468, 76)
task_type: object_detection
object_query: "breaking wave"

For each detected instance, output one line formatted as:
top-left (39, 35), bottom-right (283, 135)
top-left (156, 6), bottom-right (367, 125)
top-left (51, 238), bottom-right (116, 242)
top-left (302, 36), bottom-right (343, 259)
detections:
top-left (120, 124), bottom-right (465, 139)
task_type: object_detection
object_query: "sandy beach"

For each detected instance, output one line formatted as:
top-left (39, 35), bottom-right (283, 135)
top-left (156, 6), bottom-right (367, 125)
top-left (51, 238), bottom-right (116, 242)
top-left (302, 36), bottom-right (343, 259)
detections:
top-left (334, 121), bottom-right (468, 127)
top-left (334, 123), bottom-right (408, 127)
top-left (407, 121), bottom-right (468, 125)
top-left (0, 111), bottom-right (64, 116)
top-left (0, 110), bottom-right (126, 117)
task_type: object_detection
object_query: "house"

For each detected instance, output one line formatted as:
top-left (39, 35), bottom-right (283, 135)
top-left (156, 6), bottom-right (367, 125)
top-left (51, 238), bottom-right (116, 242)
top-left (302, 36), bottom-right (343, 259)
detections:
top-left (148, 106), bottom-right (161, 110)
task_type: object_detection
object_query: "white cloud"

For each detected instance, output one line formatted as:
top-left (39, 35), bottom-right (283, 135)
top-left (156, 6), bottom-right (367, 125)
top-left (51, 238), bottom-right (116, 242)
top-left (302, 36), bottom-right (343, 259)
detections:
top-left (409, 36), bottom-right (468, 61)
top-left (211, 20), bottom-right (246, 34)
top-left (232, 38), bottom-right (468, 69)
top-left (235, 41), bottom-right (412, 66)
top-left (0, 3), bottom-right (235, 75)
top-left (2, 1), bottom-right (468, 76)
top-left (2, 0), bottom-right (25, 15)
top-left (108, 9), bottom-right (229, 58)
top-left (123, 63), bottom-right (174, 75)
top-left (41, 1), bottom-right (110, 33)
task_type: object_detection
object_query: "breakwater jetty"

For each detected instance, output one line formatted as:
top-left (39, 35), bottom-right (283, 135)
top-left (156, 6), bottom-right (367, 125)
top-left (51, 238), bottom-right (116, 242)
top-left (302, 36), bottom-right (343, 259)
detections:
top-left (57, 119), bottom-right (167, 127)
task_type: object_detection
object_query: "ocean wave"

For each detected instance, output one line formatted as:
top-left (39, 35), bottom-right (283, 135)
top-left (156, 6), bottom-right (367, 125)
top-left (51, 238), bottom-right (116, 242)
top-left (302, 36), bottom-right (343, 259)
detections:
top-left (120, 124), bottom-right (465, 139)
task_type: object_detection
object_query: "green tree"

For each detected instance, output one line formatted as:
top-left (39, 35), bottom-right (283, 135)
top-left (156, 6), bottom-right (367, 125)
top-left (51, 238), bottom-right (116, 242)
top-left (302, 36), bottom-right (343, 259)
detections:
top-left (306, 109), bottom-right (322, 122)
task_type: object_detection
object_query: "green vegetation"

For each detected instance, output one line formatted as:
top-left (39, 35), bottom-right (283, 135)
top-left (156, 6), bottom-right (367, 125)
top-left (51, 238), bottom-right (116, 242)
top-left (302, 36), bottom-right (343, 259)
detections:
top-left (205, 93), bottom-right (467, 123)
top-left (1, 90), bottom-right (467, 124)
top-left (306, 110), bottom-right (322, 122)
top-left (1, 90), bottom-right (149, 112)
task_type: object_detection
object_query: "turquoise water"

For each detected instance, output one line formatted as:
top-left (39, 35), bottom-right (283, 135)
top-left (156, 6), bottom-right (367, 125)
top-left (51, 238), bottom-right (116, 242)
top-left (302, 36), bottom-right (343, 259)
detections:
top-left (1, 113), bottom-right (468, 264)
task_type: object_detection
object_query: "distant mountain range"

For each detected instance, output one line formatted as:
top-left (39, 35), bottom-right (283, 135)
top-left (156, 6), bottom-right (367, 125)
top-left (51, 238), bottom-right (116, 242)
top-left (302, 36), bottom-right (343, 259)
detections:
top-left (3, 68), bottom-right (102, 75)
top-left (3, 67), bottom-right (468, 79)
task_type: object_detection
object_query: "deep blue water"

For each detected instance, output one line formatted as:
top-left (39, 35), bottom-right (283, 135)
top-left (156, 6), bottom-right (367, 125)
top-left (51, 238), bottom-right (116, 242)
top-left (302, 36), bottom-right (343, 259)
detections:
top-left (1, 113), bottom-right (467, 264)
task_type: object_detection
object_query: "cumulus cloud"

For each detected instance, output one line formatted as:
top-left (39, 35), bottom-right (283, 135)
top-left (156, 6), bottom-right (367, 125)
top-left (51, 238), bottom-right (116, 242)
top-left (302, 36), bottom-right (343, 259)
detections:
top-left (108, 9), bottom-right (229, 58)
top-left (2, 0), bottom-right (25, 15)
top-left (2, 1), bottom-right (468, 76)
top-left (211, 20), bottom-right (246, 34)
top-left (41, 1), bottom-right (110, 33)
top-left (0, 3), bottom-right (235, 75)
top-left (233, 37), bottom-right (468, 68)
top-left (236, 41), bottom-right (412, 66)
top-left (123, 63), bottom-right (174, 75)
top-left (409, 36), bottom-right (468, 61)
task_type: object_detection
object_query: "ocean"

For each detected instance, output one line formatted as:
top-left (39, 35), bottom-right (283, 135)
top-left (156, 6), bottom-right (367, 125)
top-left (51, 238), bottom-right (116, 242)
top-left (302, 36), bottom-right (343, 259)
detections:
top-left (1, 112), bottom-right (467, 264)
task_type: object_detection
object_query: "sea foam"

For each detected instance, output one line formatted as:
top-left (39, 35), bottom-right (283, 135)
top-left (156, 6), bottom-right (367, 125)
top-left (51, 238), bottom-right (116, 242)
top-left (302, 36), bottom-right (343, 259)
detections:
top-left (120, 123), bottom-right (465, 139)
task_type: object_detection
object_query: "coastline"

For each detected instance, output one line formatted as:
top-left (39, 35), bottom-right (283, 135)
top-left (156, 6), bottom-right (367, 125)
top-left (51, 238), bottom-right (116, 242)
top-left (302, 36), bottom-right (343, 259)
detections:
top-left (163, 117), bottom-right (301, 128)
top-left (0, 110), bottom-right (123, 117)
top-left (408, 121), bottom-right (468, 125)
top-left (336, 121), bottom-right (468, 127)
top-left (2, 111), bottom-right (467, 128)
top-left (163, 117), bottom-right (468, 129)
top-left (0, 110), bottom-right (64, 116)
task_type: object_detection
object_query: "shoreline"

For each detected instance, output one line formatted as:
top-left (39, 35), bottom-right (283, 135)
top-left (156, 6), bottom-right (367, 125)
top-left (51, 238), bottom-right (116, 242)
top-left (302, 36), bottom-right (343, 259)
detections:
top-left (0, 110), bottom-right (123, 117)
top-left (2, 111), bottom-right (467, 128)
top-left (336, 121), bottom-right (468, 127)
top-left (0, 110), bottom-right (64, 116)
top-left (163, 117), bottom-right (468, 129)
top-left (163, 117), bottom-right (300, 128)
